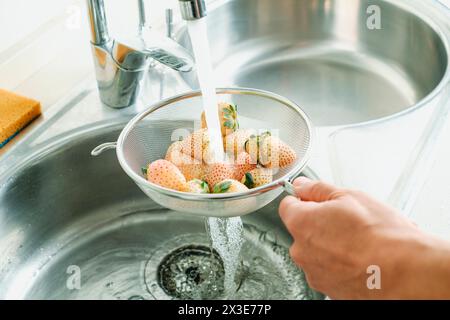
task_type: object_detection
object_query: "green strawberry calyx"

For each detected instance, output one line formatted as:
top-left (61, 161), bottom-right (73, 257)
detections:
top-left (190, 179), bottom-right (210, 193)
top-left (243, 172), bottom-right (255, 189)
top-left (213, 181), bottom-right (232, 193)
top-left (200, 180), bottom-right (210, 193)
top-left (222, 104), bottom-right (239, 130)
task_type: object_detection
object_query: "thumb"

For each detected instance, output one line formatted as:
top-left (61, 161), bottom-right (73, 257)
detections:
top-left (293, 177), bottom-right (343, 203)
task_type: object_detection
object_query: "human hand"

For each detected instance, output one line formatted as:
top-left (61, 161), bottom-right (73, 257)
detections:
top-left (279, 177), bottom-right (450, 299)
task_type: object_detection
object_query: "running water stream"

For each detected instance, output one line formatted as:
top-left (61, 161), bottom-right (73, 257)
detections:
top-left (186, 18), bottom-right (244, 298)
top-left (187, 19), bottom-right (225, 161)
top-left (205, 217), bottom-right (244, 297)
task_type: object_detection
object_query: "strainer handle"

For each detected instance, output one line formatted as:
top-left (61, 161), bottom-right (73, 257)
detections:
top-left (283, 180), bottom-right (301, 199)
top-left (91, 142), bottom-right (117, 156)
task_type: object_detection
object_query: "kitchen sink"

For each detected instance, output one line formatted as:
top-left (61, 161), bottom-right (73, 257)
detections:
top-left (1, 0), bottom-right (448, 301)
top-left (178, 0), bottom-right (449, 126)
top-left (0, 125), bottom-right (323, 300)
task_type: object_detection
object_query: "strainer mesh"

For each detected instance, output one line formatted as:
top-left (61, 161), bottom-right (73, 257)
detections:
top-left (118, 88), bottom-right (312, 217)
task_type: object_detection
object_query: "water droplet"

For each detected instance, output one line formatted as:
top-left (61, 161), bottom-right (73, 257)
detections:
top-left (252, 256), bottom-right (264, 264)
top-left (150, 283), bottom-right (158, 291)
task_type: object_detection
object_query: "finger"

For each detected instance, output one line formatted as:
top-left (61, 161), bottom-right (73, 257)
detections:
top-left (279, 196), bottom-right (302, 228)
top-left (292, 177), bottom-right (343, 202)
top-left (279, 195), bottom-right (317, 218)
top-left (279, 195), bottom-right (299, 215)
top-left (279, 195), bottom-right (318, 234)
top-left (293, 176), bottom-right (308, 187)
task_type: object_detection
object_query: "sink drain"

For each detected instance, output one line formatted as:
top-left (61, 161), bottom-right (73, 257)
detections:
top-left (157, 245), bottom-right (224, 299)
top-left (144, 235), bottom-right (227, 300)
top-left (144, 231), bottom-right (322, 300)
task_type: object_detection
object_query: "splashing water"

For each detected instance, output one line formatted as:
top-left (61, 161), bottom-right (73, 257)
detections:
top-left (205, 217), bottom-right (244, 298)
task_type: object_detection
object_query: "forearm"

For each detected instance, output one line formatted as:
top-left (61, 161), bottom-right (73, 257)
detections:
top-left (390, 232), bottom-right (450, 299)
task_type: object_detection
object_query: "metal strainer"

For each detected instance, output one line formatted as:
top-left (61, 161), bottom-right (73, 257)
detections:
top-left (91, 88), bottom-right (313, 217)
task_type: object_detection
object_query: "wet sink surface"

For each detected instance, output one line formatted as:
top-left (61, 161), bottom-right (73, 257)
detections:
top-left (178, 0), bottom-right (448, 126)
top-left (0, 127), bottom-right (322, 300)
top-left (3, 0), bottom-right (448, 300)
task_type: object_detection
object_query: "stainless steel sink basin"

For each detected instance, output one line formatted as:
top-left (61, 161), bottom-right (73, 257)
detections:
top-left (2, 0), bottom-right (447, 300)
top-left (0, 125), bottom-right (323, 300)
top-left (178, 0), bottom-right (449, 126)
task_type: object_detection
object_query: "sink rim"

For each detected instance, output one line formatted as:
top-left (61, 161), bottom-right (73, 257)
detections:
top-left (0, 119), bottom-right (128, 183)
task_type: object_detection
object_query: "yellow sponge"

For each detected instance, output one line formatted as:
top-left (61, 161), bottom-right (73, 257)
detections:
top-left (0, 89), bottom-right (41, 148)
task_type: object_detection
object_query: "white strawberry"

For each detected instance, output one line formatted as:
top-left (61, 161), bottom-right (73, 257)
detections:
top-left (167, 147), bottom-right (205, 181)
top-left (186, 179), bottom-right (210, 194)
top-left (203, 162), bottom-right (235, 189)
top-left (259, 134), bottom-right (296, 168)
top-left (232, 152), bottom-right (257, 181)
top-left (245, 132), bottom-right (296, 168)
top-left (241, 168), bottom-right (273, 189)
top-left (213, 179), bottom-right (249, 194)
top-left (181, 129), bottom-right (214, 163)
top-left (244, 133), bottom-right (261, 165)
top-left (201, 102), bottom-right (239, 137)
top-left (165, 141), bottom-right (183, 162)
top-left (146, 159), bottom-right (188, 192)
top-left (224, 129), bottom-right (255, 158)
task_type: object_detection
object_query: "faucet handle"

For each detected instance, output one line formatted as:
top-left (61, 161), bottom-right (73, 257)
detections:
top-left (142, 31), bottom-right (194, 72)
top-left (179, 0), bottom-right (207, 20)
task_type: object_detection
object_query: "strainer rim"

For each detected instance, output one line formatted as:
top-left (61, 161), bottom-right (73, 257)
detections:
top-left (116, 87), bottom-right (314, 201)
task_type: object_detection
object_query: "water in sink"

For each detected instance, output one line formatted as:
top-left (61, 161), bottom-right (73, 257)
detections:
top-left (8, 210), bottom-right (319, 300)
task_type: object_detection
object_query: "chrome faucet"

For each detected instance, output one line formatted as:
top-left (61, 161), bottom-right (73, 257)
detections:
top-left (86, 0), bottom-right (206, 109)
